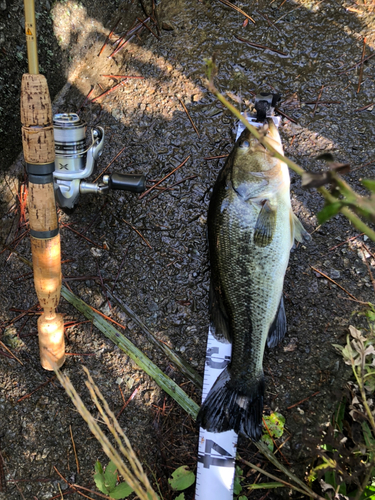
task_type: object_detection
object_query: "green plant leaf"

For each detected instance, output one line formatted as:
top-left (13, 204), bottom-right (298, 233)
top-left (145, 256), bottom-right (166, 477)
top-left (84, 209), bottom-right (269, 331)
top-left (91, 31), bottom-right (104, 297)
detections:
top-left (317, 202), bottom-right (343, 224)
top-left (362, 179), bottom-right (375, 192)
top-left (174, 494), bottom-right (185, 500)
top-left (109, 482), bottom-right (134, 499)
top-left (334, 398), bottom-right (346, 433)
top-left (261, 433), bottom-right (274, 452)
top-left (263, 412), bottom-right (285, 438)
top-left (360, 483), bottom-right (375, 499)
top-left (233, 466), bottom-right (243, 495)
top-left (168, 466), bottom-right (195, 491)
top-left (94, 461), bottom-right (109, 495)
top-left (238, 496), bottom-right (248, 500)
top-left (105, 460), bottom-right (118, 492)
top-left (95, 460), bottom-right (104, 475)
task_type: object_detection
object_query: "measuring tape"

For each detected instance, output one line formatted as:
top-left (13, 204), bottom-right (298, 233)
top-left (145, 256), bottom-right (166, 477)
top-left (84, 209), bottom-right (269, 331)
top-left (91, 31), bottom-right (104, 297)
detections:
top-left (196, 326), bottom-right (237, 499)
top-left (195, 104), bottom-right (282, 499)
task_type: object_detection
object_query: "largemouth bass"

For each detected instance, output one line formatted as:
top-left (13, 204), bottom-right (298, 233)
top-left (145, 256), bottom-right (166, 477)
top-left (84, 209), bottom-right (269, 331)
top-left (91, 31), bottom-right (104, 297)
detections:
top-left (197, 119), bottom-right (310, 441)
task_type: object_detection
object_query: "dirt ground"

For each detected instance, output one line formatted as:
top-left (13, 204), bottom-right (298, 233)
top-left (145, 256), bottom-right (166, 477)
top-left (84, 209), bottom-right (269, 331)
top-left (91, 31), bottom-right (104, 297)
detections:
top-left (1, 0), bottom-right (375, 499)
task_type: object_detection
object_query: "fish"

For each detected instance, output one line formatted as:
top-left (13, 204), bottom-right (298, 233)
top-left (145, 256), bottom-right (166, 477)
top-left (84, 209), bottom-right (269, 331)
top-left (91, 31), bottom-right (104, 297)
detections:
top-left (197, 119), bottom-right (310, 441)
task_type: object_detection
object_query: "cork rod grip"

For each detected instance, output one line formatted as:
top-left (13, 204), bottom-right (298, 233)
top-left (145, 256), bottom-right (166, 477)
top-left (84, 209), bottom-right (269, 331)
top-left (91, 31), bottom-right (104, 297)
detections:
top-left (21, 71), bottom-right (65, 370)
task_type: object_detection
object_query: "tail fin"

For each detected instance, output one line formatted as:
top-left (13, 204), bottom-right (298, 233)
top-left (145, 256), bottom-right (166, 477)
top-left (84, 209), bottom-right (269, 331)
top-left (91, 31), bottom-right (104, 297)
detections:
top-left (197, 367), bottom-right (264, 441)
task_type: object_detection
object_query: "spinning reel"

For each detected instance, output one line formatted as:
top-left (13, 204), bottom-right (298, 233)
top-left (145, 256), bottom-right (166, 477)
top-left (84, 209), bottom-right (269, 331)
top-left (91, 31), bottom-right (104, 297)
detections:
top-left (53, 113), bottom-right (145, 209)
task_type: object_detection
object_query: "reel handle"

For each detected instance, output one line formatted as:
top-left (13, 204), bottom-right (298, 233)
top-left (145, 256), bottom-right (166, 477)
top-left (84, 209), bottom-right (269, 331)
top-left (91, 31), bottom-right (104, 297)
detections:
top-left (104, 173), bottom-right (146, 193)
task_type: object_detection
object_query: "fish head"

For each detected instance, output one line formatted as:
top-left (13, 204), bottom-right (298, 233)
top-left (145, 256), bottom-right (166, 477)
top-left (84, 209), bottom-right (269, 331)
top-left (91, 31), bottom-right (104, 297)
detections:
top-left (231, 119), bottom-right (289, 199)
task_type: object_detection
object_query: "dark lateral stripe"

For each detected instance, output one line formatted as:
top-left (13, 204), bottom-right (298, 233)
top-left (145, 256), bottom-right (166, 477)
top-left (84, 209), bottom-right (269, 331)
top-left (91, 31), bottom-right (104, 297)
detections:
top-left (26, 162), bottom-right (55, 175)
top-left (28, 173), bottom-right (53, 184)
top-left (30, 227), bottom-right (59, 239)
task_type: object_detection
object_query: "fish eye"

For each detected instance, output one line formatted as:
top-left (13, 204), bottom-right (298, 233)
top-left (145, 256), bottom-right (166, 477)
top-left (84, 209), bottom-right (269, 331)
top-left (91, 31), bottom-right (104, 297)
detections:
top-left (240, 140), bottom-right (250, 149)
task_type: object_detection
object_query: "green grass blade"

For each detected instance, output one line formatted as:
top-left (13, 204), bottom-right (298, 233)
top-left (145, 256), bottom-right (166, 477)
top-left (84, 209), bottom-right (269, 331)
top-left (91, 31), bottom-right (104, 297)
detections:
top-left (105, 287), bottom-right (202, 388)
top-left (61, 285), bottom-right (200, 420)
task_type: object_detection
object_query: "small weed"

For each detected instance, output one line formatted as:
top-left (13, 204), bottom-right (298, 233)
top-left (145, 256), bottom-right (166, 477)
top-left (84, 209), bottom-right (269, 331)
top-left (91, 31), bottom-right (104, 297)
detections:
top-left (168, 465), bottom-right (195, 500)
top-left (307, 323), bottom-right (375, 499)
top-left (233, 465), bottom-right (247, 500)
top-left (261, 412), bottom-right (286, 452)
top-left (94, 460), bottom-right (134, 499)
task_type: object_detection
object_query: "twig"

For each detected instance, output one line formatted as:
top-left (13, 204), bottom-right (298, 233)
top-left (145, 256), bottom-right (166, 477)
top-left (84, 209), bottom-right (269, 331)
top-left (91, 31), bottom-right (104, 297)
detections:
top-left (116, 386), bottom-right (140, 418)
top-left (17, 376), bottom-right (56, 403)
top-left (313, 85), bottom-right (324, 117)
top-left (287, 391), bottom-right (320, 409)
top-left (329, 233), bottom-right (364, 251)
top-left (338, 295), bottom-right (371, 306)
top-left (216, 0), bottom-right (255, 23)
top-left (203, 154), bottom-right (229, 160)
top-left (235, 35), bottom-right (288, 56)
top-left (0, 350), bottom-right (14, 360)
top-left (69, 425), bottom-right (80, 474)
top-left (72, 484), bottom-right (115, 500)
top-left (337, 53), bottom-right (375, 75)
top-left (137, 17), bottom-right (160, 40)
top-left (303, 100), bottom-right (341, 105)
top-left (98, 17), bottom-right (121, 56)
top-left (53, 467), bottom-right (96, 500)
top-left (97, 261), bottom-right (111, 310)
top-left (310, 266), bottom-right (359, 301)
top-left (88, 304), bottom-right (126, 331)
top-left (274, 107), bottom-right (297, 123)
top-left (112, 247), bottom-right (129, 292)
top-left (148, 175), bottom-right (198, 201)
top-left (352, 160), bottom-right (374, 171)
top-left (254, 442), bottom-right (327, 499)
top-left (357, 37), bottom-right (367, 93)
top-left (354, 102), bottom-right (374, 112)
top-left (274, 3), bottom-right (304, 24)
top-left (0, 340), bottom-right (24, 366)
top-left (237, 456), bottom-right (312, 497)
top-left (178, 98), bottom-right (200, 137)
top-left (122, 219), bottom-right (152, 248)
top-left (109, 20), bottom-right (148, 58)
top-left (256, 10), bottom-right (280, 32)
top-left (101, 75), bottom-right (144, 79)
top-left (139, 155), bottom-right (190, 199)
top-left (90, 80), bottom-right (128, 103)
top-left (93, 145), bottom-right (127, 183)
top-left (60, 223), bottom-right (105, 249)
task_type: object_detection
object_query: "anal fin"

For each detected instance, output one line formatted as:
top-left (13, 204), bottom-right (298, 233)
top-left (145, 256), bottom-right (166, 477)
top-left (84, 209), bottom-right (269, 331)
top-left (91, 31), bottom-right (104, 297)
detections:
top-left (210, 280), bottom-right (231, 343)
top-left (267, 296), bottom-right (287, 348)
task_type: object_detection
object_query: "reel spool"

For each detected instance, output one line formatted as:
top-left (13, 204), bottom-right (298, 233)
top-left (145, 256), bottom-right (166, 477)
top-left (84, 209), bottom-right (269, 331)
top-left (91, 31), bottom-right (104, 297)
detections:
top-left (53, 113), bottom-right (145, 209)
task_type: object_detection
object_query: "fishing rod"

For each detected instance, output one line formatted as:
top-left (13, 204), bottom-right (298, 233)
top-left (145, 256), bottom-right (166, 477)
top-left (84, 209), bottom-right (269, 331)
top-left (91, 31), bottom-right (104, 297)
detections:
top-left (21, 0), bottom-right (65, 370)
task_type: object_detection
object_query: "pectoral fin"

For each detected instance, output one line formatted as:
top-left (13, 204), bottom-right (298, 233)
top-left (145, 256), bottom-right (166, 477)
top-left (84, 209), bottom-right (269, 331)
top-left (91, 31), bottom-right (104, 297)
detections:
top-left (290, 211), bottom-right (311, 244)
top-left (254, 200), bottom-right (277, 247)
